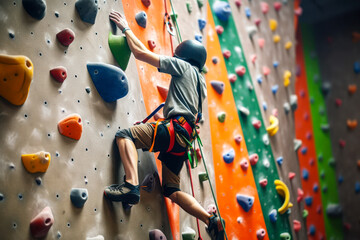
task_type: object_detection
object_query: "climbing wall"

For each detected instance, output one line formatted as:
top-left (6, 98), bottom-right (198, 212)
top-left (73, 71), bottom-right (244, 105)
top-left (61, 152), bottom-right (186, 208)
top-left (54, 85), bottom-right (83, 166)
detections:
top-left (0, 0), bottom-right (173, 239)
top-left (310, 11), bottom-right (360, 239)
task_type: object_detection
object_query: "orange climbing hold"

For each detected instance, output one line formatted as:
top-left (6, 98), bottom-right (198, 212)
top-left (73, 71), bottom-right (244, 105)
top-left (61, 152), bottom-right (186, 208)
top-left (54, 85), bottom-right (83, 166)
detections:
top-left (347, 119), bottom-right (357, 130)
top-left (0, 54), bottom-right (33, 105)
top-left (58, 114), bottom-right (83, 140)
top-left (21, 151), bottom-right (51, 173)
top-left (352, 32), bottom-right (360, 43)
top-left (157, 85), bottom-right (169, 100)
top-left (348, 84), bottom-right (357, 95)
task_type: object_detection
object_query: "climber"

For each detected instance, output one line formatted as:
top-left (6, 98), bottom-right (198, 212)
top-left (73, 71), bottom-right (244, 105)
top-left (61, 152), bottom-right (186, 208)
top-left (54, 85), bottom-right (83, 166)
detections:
top-left (104, 10), bottom-right (224, 239)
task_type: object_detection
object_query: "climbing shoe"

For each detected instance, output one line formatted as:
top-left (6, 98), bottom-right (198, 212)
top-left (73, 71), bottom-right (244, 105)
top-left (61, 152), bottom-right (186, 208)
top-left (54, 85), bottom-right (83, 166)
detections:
top-left (206, 214), bottom-right (225, 240)
top-left (104, 181), bottom-right (140, 204)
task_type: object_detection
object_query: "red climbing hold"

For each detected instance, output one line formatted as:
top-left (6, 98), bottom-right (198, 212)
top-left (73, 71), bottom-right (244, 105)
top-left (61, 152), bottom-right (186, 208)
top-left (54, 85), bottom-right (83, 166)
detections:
top-left (228, 74), bottom-right (237, 83)
top-left (254, 18), bottom-right (261, 26)
top-left (259, 179), bottom-right (268, 187)
top-left (288, 172), bottom-right (296, 180)
top-left (30, 206), bottom-right (54, 238)
top-left (273, 1), bottom-right (282, 11)
top-left (293, 220), bottom-right (301, 232)
top-left (335, 98), bottom-right (342, 107)
top-left (262, 66), bottom-right (271, 76)
top-left (58, 114), bottom-right (83, 140)
top-left (157, 85), bottom-right (169, 99)
top-left (249, 153), bottom-right (259, 166)
top-left (250, 54), bottom-right (257, 63)
top-left (215, 25), bottom-right (224, 35)
top-left (234, 135), bottom-right (242, 144)
top-left (50, 66), bottom-right (67, 83)
top-left (148, 40), bottom-right (156, 50)
top-left (252, 119), bottom-right (261, 129)
top-left (297, 188), bottom-right (304, 203)
top-left (56, 28), bottom-right (75, 47)
top-left (294, 7), bottom-right (303, 16)
top-left (260, 2), bottom-right (269, 14)
top-left (235, 0), bottom-right (241, 8)
top-left (223, 50), bottom-right (231, 59)
top-left (235, 66), bottom-right (246, 76)
top-left (339, 139), bottom-right (346, 148)
top-left (344, 222), bottom-right (352, 231)
top-left (240, 159), bottom-right (249, 171)
top-left (141, 0), bottom-right (151, 7)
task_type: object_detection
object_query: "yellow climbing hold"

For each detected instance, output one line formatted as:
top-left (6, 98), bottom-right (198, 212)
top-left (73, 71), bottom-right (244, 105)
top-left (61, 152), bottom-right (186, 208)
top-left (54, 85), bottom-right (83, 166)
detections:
top-left (266, 115), bottom-right (279, 136)
top-left (285, 41), bottom-right (293, 50)
top-left (0, 55), bottom-right (33, 105)
top-left (21, 151), bottom-right (51, 173)
top-left (274, 179), bottom-right (293, 214)
top-left (273, 34), bottom-right (281, 43)
top-left (269, 19), bottom-right (277, 31)
top-left (283, 70), bottom-right (291, 87)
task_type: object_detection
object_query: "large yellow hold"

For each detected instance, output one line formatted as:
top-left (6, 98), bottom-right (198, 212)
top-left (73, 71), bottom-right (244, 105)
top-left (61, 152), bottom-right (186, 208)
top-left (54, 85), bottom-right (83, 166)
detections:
top-left (0, 55), bottom-right (33, 105)
top-left (21, 151), bottom-right (51, 173)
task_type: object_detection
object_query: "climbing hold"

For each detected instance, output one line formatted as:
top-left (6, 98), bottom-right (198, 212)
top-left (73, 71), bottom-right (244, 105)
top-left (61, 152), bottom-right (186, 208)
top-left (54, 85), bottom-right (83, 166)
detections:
top-left (141, 0), bottom-right (151, 7)
top-left (58, 114), bottom-right (83, 140)
top-left (213, 1), bottom-right (232, 22)
top-left (294, 139), bottom-right (302, 151)
top-left (347, 119), bottom-right (357, 130)
top-left (283, 70), bottom-right (291, 87)
top-left (56, 28), bottom-right (75, 47)
top-left (21, 151), bottom-right (51, 173)
top-left (321, 81), bottom-right (331, 96)
top-left (186, 1), bottom-right (192, 13)
top-left (263, 66), bottom-right (271, 76)
top-left (251, 54), bottom-right (257, 63)
top-left (135, 11), bottom-right (147, 28)
top-left (304, 196), bottom-right (313, 206)
top-left (236, 194), bottom-right (254, 212)
top-left (252, 119), bottom-right (261, 130)
top-left (254, 18), bottom-right (261, 26)
top-left (217, 112), bottom-right (226, 123)
top-left (235, 0), bottom-right (241, 7)
top-left (228, 74), bottom-right (237, 83)
top-left (235, 66), bottom-right (246, 76)
top-left (339, 139), bottom-right (346, 148)
top-left (149, 229), bottom-right (167, 240)
top-left (0, 54), bottom-right (33, 105)
top-left (260, 2), bottom-right (269, 14)
top-left (247, 26), bottom-right (257, 39)
top-left (182, 227), bottom-right (196, 240)
top-left (273, 1), bottom-right (282, 11)
top-left (274, 179), bottom-right (293, 214)
top-left (0, 193), bottom-right (4, 201)
top-left (198, 172), bottom-right (208, 182)
top-left (258, 38), bottom-right (265, 48)
top-left (256, 229), bottom-right (266, 239)
top-left (157, 85), bottom-right (169, 99)
top-left (223, 149), bottom-right (235, 164)
top-left (348, 84), bottom-right (357, 95)
top-left (293, 220), bottom-right (301, 232)
top-left (269, 19), bottom-right (277, 31)
top-left (309, 225), bottom-right (316, 236)
top-left (313, 183), bottom-right (319, 192)
top-left (212, 57), bottom-right (219, 64)
top-left (148, 40), bottom-right (156, 50)
top-left (285, 41), bottom-right (292, 50)
top-left (354, 61), bottom-right (360, 74)
top-left (86, 235), bottom-right (105, 240)
top-left (302, 169), bottom-right (309, 180)
top-left (300, 147), bottom-right (308, 155)
top-left (271, 85), bottom-right (279, 95)
top-left (30, 206), bottom-right (54, 238)
top-left (273, 61), bottom-right (279, 68)
top-left (197, 0), bottom-right (204, 8)
top-left (22, 0), bottom-right (46, 20)
top-left (75, 0), bottom-right (98, 24)
top-left (210, 81), bottom-right (225, 95)
top-left (280, 233), bottom-right (291, 240)
top-left (262, 101), bottom-right (267, 111)
top-left (198, 19), bottom-right (207, 31)
top-left (50, 66), bottom-right (67, 83)
top-left (223, 50), bottom-right (231, 59)
top-left (290, 95), bottom-right (298, 111)
top-left (294, 7), bottom-right (303, 16)
top-left (276, 157), bottom-right (283, 166)
top-left (288, 172), bottom-right (295, 180)
top-left (249, 153), bottom-right (259, 166)
top-left (303, 209), bottom-right (308, 218)
top-left (355, 182), bottom-right (360, 193)
top-left (338, 175), bottom-right (344, 184)
top-left (70, 188), bottom-right (88, 208)
top-left (207, 204), bottom-right (217, 214)
top-left (215, 25), bottom-right (224, 35)
top-left (108, 32), bottom-right (132, 71)
top-left (245, 7), bottom-right (251, 18)
top-left (141, 172), bottom-right (156, 192)
top-left (317, 205), bottom-right (322, 214)
top-left (259, 179), bottom-right (268, 187)
top-left (238, 106), bottom-right (250, 116)
top-left (35, 177), bottom-right (42, 185)
top-left (195, 34), bottom-right (203, 43)
top-left (257, 75), bottom-right (263, 84)
top-left (273, 34), bottom-right (281, 43)
top-left (266, 115), bottom-right (279, 136)
top-left (269, 209), bottom-right (277, 222)
top-left (240, 159), bottom-right (249, 171)
top-left (320, 123), bottom-right (330, 132)
top-left (326, 204), bottom-right (342, 217)
top-left (263, 159), bottom-right (270, 168)
top-left (283, 103), bottom-right (290, 114)
top-left (87, 62), bottom-right (129, 102)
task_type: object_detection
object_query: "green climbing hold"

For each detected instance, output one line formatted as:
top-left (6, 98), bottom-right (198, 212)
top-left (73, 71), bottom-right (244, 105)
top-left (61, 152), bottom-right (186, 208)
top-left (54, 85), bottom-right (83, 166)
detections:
top-left (182, 228), bottom-right (196, 240)
top-left (198, 172), bottom-right (208, 182)
top-left (197, 0), bottom-right (203, 8)
top-left (108, 32), bottom-right (131, 71)
top-left (217, 112), bottom-right (226, 123)
top-left (280, 233), bottom-right (291, 240)
top-left (186, 1), bottom-right (192, 13)
top-left (302, 209), bottom-right (308, 218)
top-left (170, 13), bottom-right (178, 23)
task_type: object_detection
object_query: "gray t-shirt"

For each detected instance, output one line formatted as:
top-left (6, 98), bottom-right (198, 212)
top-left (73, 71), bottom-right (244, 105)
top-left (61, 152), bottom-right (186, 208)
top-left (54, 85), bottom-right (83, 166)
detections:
top-left (158, 56), bottom-right (207, 123)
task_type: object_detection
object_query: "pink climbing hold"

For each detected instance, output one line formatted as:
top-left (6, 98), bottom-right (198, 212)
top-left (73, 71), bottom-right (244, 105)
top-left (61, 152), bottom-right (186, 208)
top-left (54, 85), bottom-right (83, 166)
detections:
top-left (259, 179), bottom-right (268, 187)
top-left (272, 108), bottom-right (278, 117)
top-left (228, 74), bottom-right (237, 83)
top-left (235, 66), bottom-right (246, 76)
top-left (254, 18), bottom-right (261, 26)
top-left (141, 0), bottom-right (151, 7)
top-left (154, 112), bottom-right (163, 121)
top-left (252, 119), bottom-right (261, 129)
top-left (50, 66), bottom-right (67, 83)
top-left (157, 85), bottom-right (168, 99)
top-left (294, 7), bottom-right (303, 16)
top-left (250, 54), bottom-right (257, 63)
top-left (215, 25), bottom-right (224, 35)
top-left (235, 0), bottom-right (241, 8)
top-left (262, 66), bottom-right (271, 76)
top-left (240, 159), bottom-right (249, 171)
top-left (196, 148), bottom-right (201, 161)
top-left (306, 132), bottom-right (312, 140)
top-left (260, 2), bottom-right (269, 14)
top-left (234, 135), bottom-right (242, 144)
top-left (223, 50), bottom-right (231, 59)
top-left (316, 205), bottom-right (322, 214)
top-left (293, 220), bottom-right (301, 232)
top-left (30, 206), bottom-right (54, 238)
top-left (288, 172), bottom-right (296, 180)
top-left (249, 153), bottom-right (259, 166)
top-left (256, 228), bottom-right (266, 239)
top-left (148, 40), bottom-right (156, 50)
top-left (149, 229), bottom-right (167, 240)
top-left (339, 139), bottom-right (346, 148)
top-left (297, 188), bottom-right (304, 203)
top-left (56, 28), bottom-right (75, 47)
top-left (335, 98), bottom-right (342, 107)
top-left (258, 38), bottom-right (265, 48)
top-left (207, 204), bottom-right (217, 214)
top-left (273, 1), bottom-right (282, 11)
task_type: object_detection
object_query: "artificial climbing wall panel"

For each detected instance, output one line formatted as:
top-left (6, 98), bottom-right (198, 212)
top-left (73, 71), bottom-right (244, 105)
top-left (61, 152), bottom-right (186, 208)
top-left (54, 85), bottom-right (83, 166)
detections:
top-left (228, 1), bottom-right (306, 239)
top-left (311, 11), bottom-right (360, 239)
top-left (0, 1), bottom-right (173, 239)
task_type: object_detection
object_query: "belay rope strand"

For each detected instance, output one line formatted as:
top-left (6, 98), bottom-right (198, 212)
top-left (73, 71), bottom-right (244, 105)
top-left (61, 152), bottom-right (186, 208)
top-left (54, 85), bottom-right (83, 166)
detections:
top-left (165, 1), bottom-right (228, 239)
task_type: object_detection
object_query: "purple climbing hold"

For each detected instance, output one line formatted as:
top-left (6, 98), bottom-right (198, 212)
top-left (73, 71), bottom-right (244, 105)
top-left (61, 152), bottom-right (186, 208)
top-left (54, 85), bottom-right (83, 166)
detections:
top-left (213, 1), bottom-right (232, 22)
top-left (236, 194), bottom-right (254, 212)
top-left (223, 149), bottom-right (235, 164)
top-left (149, 229), bottom-right (167, 240)
top-left (198, 19), bottom-right (207, 31)
top-left (141, 172), bottom-right (156, 192)
top-left (135, 11), bottom-right (147, 28)
top-left (22, 0), bottom-right (47, 20)
top-left (75, 0), bottom-right (98, 24)
top-left (141, 0), bottom-right (151, 7)
top-left (210, 80), bottom-right (225, 95)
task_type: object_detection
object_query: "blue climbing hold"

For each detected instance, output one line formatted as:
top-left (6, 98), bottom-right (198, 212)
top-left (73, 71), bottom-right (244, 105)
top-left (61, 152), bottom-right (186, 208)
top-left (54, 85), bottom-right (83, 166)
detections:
top-left (210, 80), bottom-right (225, 95)
top-left (338, 175), bottom-right (343, 184)
top-left (141, 172), bottom-right (156, 192)
top-left (313, 183), bottom-right (318, 192)
top-left (198, 19), bottom-right (207, 31)
top-left (302, 169), bottom-right (309, 180)
top-left (269, 209), bottom-right (277, 223)
top-left (22, 0), bottom-right (47, 20)
top-left (326, 204), bottom-right (342, 217)
top-left (0, 193), bottom-right (4, 201)
top-left (135, 11), bottom-right (147, 28)
top-left (301, 147), bottom-right (308, 155)
top-left (223, 149), bottom-right (235, 164)
top-left (70, 188), bottom-right (88, 208)
top-left (271, 85), bottom-right (279, 94)
top-left (354, 61), bottom-right (360, 74)
top-left (276, 157), bottom-right (283, 166)
top-left (213, 1), bottom-right (232, 22)
top-left (257, 75), bottom-right (263, 84)
top-left (304, 196), bottom-right (313, 206)
top-left (263, 101), bottom-right (267, 111)
top-left (195, 34), bottom-right (203, 43)
top-left (75, 0), bottom-right (98, 24)
top-left (309, 225), bottom-right (316, 236)
top-left (87, 63), bottom-right (129, 102)
top-left (236, 194), bottom-right (254, 212)
top-left (355, 182), bottom-right (360, 193)
top-left (245, 7), bottom-right (251, 18)
top-left (273, 61), bottom-right (279, 68)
